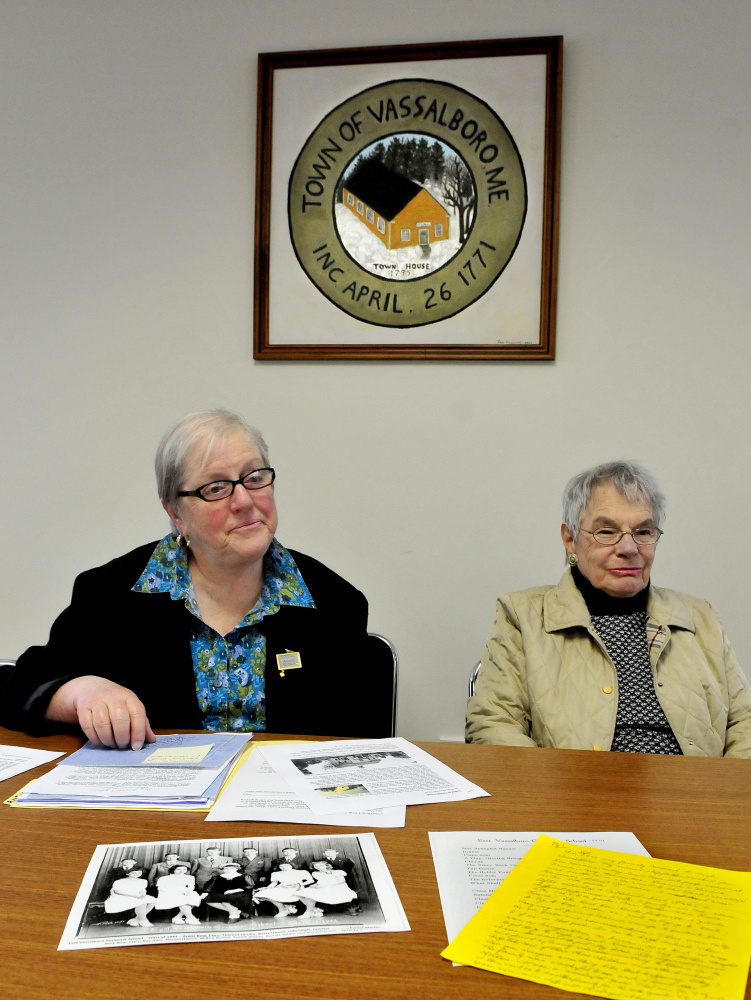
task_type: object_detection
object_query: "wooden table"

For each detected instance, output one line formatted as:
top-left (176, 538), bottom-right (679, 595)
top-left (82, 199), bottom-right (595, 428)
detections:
top-left (2, 727), bottom-right (750, 1000)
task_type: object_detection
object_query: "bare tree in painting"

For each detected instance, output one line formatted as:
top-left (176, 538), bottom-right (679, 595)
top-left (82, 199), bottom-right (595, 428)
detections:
top-left (442, 155), bottom-right (475, 244)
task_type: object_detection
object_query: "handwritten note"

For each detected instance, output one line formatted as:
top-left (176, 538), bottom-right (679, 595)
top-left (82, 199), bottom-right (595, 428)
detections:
top-left (143, 744), bottom-right (213, 764)
top-left (443, 835), bottom-right (751, 1000)
top-left (429, 831), bottom-right (649, 953)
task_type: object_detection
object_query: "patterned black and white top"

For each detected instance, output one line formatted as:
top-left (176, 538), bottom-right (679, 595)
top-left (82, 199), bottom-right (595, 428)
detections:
top-left (589, 611), bottom-right (682, 754)
top-left (572, 568), bottom-right (682, 755)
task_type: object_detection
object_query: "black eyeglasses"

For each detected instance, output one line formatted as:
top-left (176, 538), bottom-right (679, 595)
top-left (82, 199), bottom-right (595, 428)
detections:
top-left (579, 527), bottom-right (663, 546)
top-left (178, 468), bottom-right (276, 502)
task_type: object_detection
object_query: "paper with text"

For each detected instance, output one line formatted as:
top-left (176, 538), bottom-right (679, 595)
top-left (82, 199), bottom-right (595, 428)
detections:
top-left (443, 834), bottom-right (751, 1000)
top-left (206, 746), bottom-right (405, 826)
top-left (0, 744), bottom-right (65, 782)
top-left (19, 762), bottom-right (227, 800)
top-left (259, 738), bottom-right (488, 814)
top-left (429, 831), bottom-right (649, 949)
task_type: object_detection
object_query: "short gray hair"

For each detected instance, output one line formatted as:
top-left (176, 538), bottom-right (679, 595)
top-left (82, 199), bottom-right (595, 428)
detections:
top-left (155, 409), bottom-right (269, 509)
top-left (562, 460), bottom-right (666, 538)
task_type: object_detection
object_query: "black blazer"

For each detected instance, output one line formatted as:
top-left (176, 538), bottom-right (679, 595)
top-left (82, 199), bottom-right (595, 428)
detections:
top-left (2, 542), bottom-right (389, 738)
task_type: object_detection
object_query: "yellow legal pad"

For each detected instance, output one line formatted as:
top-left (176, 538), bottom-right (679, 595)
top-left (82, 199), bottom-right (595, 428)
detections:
top-left (442, 834), bottom-right (751, 1000)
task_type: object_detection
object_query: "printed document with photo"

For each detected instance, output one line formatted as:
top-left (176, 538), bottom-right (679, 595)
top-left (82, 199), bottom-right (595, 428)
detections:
top-left (58, 833), bottom-right (409, 950)
top-left (206, 746), bottom-right (406, 826)
top-left (258, 737), bottom-right (489, 814)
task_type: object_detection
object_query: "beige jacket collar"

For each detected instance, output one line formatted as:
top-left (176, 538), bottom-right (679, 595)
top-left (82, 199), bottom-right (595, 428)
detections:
top-left (543, 568), bottom-right (695, 634)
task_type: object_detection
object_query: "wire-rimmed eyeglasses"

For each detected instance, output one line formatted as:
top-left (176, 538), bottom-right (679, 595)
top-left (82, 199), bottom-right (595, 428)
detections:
top-left (579, 527), bottom-right (663, 546)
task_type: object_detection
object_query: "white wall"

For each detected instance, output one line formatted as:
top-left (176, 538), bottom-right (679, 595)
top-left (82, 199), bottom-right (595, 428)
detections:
top-left (2, 0), bottom-right (751, 740)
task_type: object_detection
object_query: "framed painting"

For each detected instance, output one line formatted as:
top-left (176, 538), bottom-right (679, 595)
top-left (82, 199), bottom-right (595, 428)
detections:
top-left (254, 36), bottom-right (562, 360)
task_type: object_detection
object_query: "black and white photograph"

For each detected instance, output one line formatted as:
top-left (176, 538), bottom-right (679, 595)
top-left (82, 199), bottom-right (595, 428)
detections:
top-left (58, 833), bottom-right (409, 950)
top-left (294, 751), bottom-right (413, 775)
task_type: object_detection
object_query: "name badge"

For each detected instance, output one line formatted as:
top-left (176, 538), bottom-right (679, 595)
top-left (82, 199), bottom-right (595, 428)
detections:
top-left (276, 651), bottom-right (302, 677)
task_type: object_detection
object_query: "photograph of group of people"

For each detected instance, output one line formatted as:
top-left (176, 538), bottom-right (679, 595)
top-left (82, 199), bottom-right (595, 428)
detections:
top-left (63, 834), bottom-right (403, 949)
top-left (295, 750), bottom-right (412, 775)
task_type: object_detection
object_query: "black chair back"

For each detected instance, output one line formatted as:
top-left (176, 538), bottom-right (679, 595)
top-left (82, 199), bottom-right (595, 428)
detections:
top-left (366, 633), bottom-right (398, 737)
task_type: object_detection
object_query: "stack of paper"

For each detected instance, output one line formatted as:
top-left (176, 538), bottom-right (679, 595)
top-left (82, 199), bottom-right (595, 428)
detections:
top-left (12, 733), bottom-right (251, 810)
top-left (430, 831), bottom-right (651, 953)
top-left (438, 834), bottom-right (751, 1000)
top-left (206, 737), bottom-right (488, 827)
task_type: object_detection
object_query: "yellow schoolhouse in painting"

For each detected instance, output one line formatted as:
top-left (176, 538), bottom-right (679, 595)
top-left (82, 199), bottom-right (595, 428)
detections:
top-left (341, 159), bottom-right (450, 251)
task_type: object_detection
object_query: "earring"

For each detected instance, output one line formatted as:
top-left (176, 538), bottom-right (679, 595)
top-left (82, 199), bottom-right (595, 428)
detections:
top-left (176, 534), bottom-right (190, 549)
top-left (567, 552), bottom-right (578, 566)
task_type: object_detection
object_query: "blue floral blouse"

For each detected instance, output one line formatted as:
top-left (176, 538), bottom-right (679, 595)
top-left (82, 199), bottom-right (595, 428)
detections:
top-left (132, 534), bottom-right (315, 731)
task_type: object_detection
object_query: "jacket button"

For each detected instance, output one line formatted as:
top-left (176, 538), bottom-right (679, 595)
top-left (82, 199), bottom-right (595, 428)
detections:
top-left (602, 685), bottom-right (613, 694)
top-left (657, 681), bottom-right (663, 687)
top-left (593, 744), bottom-right (603, 751)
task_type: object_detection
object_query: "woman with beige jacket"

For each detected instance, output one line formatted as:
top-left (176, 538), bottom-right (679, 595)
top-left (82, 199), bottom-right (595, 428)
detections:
top-left (466, 461), bottom-right (751, 756)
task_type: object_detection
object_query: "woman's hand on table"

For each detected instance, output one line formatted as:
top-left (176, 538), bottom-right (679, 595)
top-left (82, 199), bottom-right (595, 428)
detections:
top-left (45, 675), bottom-right (156, 750)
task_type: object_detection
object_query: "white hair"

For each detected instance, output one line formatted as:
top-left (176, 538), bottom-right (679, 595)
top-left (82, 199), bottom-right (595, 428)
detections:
top-left (155, 409), bottom-right (269, 511)
top-left (562, 460), bottom-right (666, 538)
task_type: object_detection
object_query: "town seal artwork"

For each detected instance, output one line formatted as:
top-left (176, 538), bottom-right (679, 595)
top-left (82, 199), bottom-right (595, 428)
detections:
top-left (287, 78), bottom-right (527, 328)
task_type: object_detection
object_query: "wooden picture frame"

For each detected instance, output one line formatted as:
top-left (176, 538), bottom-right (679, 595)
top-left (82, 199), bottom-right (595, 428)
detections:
top-left (254, 37), bottom-right (562, 360)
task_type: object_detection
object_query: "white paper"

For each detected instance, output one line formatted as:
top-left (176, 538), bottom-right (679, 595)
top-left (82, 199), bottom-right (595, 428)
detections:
top-left (20, 762), bottom-right (227, 800)
top-left (429, 830), bottom-right (651, 948)
top-left (0, 744), bottom-right (65, 782)
top-left (58, 833), bottom-right (409, 950)
top-left (206, 747), bottom-right (405, 827)
top-left (258, 738), bottom-right (489, 814)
